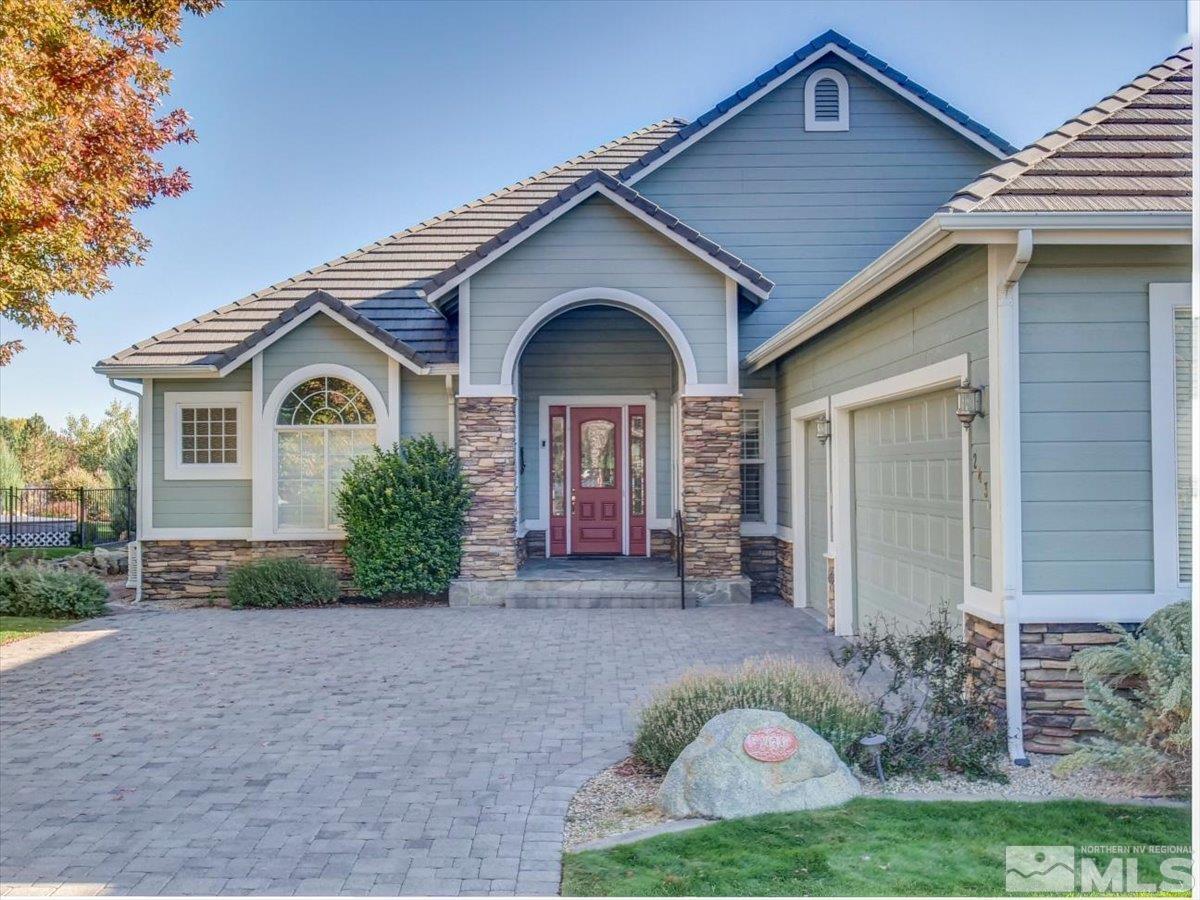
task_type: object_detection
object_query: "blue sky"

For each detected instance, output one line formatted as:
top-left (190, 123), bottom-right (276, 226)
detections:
top-left (3, 0), bottom-right (1189, 427)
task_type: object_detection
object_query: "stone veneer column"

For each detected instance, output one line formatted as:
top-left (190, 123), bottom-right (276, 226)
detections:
top-left (680, 397), bottom-right (742, 579)
top-left (456, 396), bottom-right (518, 579)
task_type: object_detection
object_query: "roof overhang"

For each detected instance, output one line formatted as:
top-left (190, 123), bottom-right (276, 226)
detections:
top-left (745, 210), bottom-right (1193, 372)
top-left (421, 171), bottom-right (774, 305)
top-left (92, 364), bottom-right (220, 378)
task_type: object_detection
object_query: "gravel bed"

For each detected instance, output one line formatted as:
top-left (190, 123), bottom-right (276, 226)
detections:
top-left (565, 753), bottom-right (1179, 851)
top-left (859, 753), bottom-right (1183, 803)
top-left (565, 758), bottom-right (667, 850)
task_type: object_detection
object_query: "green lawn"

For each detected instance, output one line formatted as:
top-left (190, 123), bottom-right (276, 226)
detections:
top-left (0, 616), bottom-right (68, 644)
top-left (563, 798), bottom-right (1191, 897)
top-left (2, 546), bottom-right (90, 565)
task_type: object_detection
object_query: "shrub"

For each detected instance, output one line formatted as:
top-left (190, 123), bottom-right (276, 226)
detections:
top-left (833, 609), bottom-right (1006, 779)
top-left (0, 566), bottom-right (108, 618)
top-left (632, 656), bottom-right (879, 773)
top-left (337, 437), bottom-right (471, 598)
top-left (1058, 602), bottom-right (1190, 794)
top-left (227, 557), bottom-right (340, 609)
top-left (0, 437), bottom-right (21, 491)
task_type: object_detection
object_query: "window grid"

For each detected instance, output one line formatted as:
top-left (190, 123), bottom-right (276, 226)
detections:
top-left (741, 403), bottom-right (765, 522)
top-left (180, 407), bottom-right (238, 465)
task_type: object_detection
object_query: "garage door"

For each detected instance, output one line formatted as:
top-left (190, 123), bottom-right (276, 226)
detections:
top-left (853, 389), bottom-right (962, 633)
top-left (804, 418), bottom-right (828, 609)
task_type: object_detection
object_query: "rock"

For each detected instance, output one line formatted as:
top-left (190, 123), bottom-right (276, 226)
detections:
top-left (658, 708), bottom-right (860, 819)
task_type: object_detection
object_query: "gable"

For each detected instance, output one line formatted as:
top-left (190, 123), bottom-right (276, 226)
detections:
top-left (467, 194), bottom-right (731, 385)
top-left (261, 312), bottom-right (391, 406)
top-left (633, 53), bottom-right (999, 357)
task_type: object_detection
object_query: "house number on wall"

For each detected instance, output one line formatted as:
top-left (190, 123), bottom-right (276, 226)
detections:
top-left (743, 726), bottom-right (799, 762)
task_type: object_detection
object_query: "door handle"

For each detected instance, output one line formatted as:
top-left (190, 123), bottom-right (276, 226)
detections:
top-left (571, 491), bottom-right (577, 512)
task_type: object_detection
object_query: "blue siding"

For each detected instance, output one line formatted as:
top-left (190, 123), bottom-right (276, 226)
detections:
top-left (262, 313), bottom-right (390, 409)
top-left (1019, 245), bottom-right (1190, 593)
top-left (633, 55), bottom-right (996, 359)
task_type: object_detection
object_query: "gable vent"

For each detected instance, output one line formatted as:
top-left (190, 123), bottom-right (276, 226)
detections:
top-left (804, 67), bottom-right (849, 132)
top-left (813, 78), bottom-right (841, 120)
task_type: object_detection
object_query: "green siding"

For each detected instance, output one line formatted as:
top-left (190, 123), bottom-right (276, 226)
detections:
top-left (634, 56), bottom-right (996, 359)
top-left (469, 196), bottom-right (729, 384)
top-left (151, 367), bottom-right (252, 528)
top-left (1019, 245), bottom-right (1190, 593)
top-left (776, 247), bottom-right (991, 590)
top-left (518, 307), bottom-right (675, 522)
top-left (262, 313), bottom-right (389, 408)
top-left (401, 371), bottom-right (452, 443)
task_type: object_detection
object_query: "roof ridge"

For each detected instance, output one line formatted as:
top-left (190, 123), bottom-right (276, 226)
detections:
top-left (942, 46), bottom-right (1193, 212)
top-left (104, 118), bottom-right (686, 363)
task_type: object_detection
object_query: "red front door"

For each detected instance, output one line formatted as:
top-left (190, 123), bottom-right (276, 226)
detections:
top-left (571, 407), bottom-right (622, 555)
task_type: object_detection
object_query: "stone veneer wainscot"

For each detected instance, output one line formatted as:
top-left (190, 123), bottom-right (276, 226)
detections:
top-left (140, 540), bottom-right (352, 600)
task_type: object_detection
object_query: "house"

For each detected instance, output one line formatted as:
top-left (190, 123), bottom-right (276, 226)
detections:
top-left (95, 32), bottom-right (1193, 757)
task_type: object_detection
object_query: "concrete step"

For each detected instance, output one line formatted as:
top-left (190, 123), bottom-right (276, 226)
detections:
top-left (503, 578), bottom-right (683, 609)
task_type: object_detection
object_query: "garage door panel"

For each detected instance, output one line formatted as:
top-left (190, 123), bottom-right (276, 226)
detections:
top-left (853, 389), bottom-right (963, 633)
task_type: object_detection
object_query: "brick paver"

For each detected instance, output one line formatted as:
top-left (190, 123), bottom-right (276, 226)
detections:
top-left (1, 605), bottom-right (835, 896)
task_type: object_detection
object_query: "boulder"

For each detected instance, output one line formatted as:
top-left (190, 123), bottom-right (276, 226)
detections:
top-left (658, 708), bottom-right (860, 819)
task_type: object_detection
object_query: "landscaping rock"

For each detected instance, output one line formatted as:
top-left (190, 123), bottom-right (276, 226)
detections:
top-left (658, 708), bottom-right (860, 819)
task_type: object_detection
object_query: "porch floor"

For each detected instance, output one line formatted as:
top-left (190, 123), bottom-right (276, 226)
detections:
top-left (517, 556), bottom-right (676, 581)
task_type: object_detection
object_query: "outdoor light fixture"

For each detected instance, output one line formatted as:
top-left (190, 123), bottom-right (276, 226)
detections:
top-left (859, 733), bottom-right (887, 783)
top-left (955, 384), bottom-right (984, 430)
top-left (815, 416), bottom-right (832, 445)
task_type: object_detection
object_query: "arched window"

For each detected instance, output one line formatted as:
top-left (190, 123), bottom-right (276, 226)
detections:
top-left (804, 68), bottom-right (849, 132)
top-left (275, 376), bottom-right (377, 531)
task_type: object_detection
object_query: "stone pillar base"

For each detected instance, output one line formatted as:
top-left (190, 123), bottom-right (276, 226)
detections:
top-left (456, 396), bottom-right (518, 580)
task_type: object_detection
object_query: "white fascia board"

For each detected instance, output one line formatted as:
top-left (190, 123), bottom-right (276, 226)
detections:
top-left (216, 305), bottom-right (430, 377)
top-left (745, 210), bottom-right (1193, 373)
top-left (94, 365), bottom-right (219, 378)
top-left (625, 44), bottom-right (1009, 189)
top-left (423, 182), bottom-right (772, 304)
top-left (744, 218), bottom-right (949, 371)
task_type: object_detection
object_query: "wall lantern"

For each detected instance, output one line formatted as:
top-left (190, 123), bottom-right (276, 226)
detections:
top-left (815, 416), bottom-right (832, 445)
top-left (955, 384), bottom-right (984, 429)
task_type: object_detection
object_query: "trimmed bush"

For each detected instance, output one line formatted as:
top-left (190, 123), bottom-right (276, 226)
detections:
top-left (632, 656), bottom-right (879, 774)
top-left (227, 557), bottom-right (339, 609)
top-left (337, 437), bottom-right (470, 598)
top-left (833, 609), bottom-right (1006, 779)
top-left (1058, 602), bottom-right (1191, 794)
top-left (0, 566), bottom-right (108, 618)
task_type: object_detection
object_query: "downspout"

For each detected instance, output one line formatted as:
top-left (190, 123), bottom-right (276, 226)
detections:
top-left (998, 229), bottom-right (1033, 766)
top-left (108, 378), bottom-right (144, 602)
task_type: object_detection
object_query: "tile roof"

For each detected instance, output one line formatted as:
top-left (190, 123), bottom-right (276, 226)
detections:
top-left (98, 119), bottom-right (688, 369)
top-left (942, 48), bottom-right (1193, 214)
top-left (422, 170), bottom-right (774, 299)
top-left (617, 28), bottom-right (1017, 182)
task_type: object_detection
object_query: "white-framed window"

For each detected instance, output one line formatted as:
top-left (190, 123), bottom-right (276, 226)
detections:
top-left (163, 391), bottom-right (251, 480)
top-left (1149, 283), bottom-right (1192, 596)
top-left (740, 389), bottom-right (777, 534)
top-left (804, 68), bottom-right (849, 132)
top-left (274, 375), bottom-right (377, 532)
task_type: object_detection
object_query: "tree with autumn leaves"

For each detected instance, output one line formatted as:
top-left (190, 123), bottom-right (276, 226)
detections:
top-left (0, 0), bottom-right (219, 364)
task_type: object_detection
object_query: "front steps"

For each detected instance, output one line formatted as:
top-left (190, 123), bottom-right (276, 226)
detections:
top-left (449, 556), bottom-right (752, 609)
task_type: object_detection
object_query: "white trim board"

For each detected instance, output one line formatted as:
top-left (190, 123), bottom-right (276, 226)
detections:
top-left (829, 355), bottom-right (971, 636)
top-left (1149, 282), bottom-right (1192, 598)
top-left (788, 398), bottom-right (830, 608)
top-left (625, 42), bottom-right (1010, 189)
top-left (425, 182), bottom-right (771, 305)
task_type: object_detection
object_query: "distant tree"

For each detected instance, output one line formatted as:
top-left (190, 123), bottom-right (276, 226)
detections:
top-left (105, 412), bottom-right (138, 490)
top-left (65, 401), bottom-right (134, 472)
top-left (0, 0), bottom-right (220, 364)
top-left (1, 414), bottom-right (68, 485)
top-left (0, 437), bottom-right (22, 492)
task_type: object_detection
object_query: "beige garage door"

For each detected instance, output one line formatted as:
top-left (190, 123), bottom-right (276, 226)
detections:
top-left (852, 389), bottom-right (963, 633)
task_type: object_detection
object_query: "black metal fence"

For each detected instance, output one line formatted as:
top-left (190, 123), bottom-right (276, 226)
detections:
top-left (3, 487), bottom-right (136, 549)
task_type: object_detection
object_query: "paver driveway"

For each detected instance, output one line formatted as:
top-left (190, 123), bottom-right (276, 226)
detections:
top-left (1, 605), bottom-right (837, 896)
